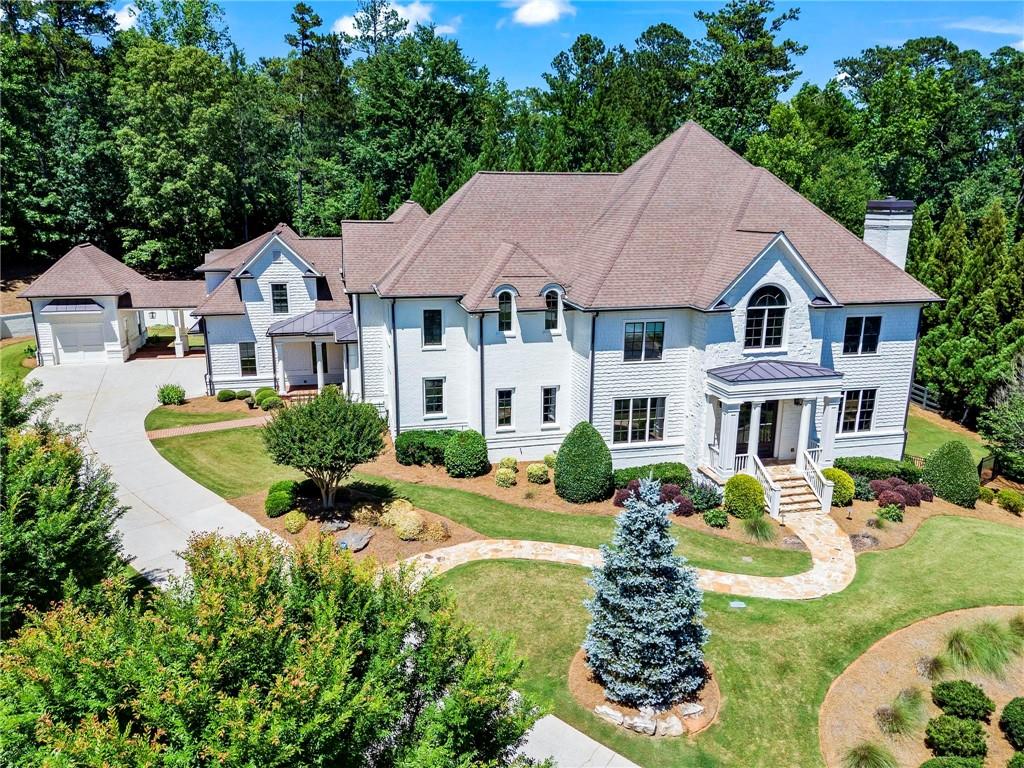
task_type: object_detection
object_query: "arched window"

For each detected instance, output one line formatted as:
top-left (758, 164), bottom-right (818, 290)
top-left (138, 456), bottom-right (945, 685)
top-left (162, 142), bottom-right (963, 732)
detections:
top-left (744, 286), bottom-right (787, 349)
top-left (497, 291), bottom-right (513, 332)
top-left (544, 290), bottom-right (559, 330)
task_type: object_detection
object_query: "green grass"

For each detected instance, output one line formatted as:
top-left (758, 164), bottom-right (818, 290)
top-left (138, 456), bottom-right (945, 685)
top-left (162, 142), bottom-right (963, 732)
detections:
top-left (1, 337), bottom-right (34, 382)
top-left (905, 410), bottom-right (987, 463)
top-left (144, 405), bottom-right (255, 431)
top-left (439, 516), bottom-right (1024, 767)
top-left (151, 427), bottom-right (812, 577)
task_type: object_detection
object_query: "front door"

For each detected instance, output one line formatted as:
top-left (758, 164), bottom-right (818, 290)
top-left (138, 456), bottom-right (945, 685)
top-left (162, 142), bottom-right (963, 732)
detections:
top-left (757, 400), bottom-right (779, 459)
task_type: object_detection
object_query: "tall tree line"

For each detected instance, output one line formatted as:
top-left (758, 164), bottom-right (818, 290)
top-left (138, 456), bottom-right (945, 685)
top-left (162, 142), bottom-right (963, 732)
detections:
top-left (2, 0), bottom-right (1022, 419)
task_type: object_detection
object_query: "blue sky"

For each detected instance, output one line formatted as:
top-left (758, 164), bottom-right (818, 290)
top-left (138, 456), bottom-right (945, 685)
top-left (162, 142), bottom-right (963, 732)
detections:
top-left (115, 1), bottom-right (1024, 92)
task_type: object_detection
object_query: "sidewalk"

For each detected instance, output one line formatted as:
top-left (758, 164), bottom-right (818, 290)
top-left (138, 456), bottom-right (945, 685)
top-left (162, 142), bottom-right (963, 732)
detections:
top-left (146, 414), bottom-right (270, 440)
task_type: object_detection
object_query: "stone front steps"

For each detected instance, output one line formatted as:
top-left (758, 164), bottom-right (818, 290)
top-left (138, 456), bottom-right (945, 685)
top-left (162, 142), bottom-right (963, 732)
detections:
top-left (768, 465), bottom-right (824, 517)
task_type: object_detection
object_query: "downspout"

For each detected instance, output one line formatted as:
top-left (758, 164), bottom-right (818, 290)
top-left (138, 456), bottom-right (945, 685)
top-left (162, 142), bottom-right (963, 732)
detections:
top-left (28, 299), bottom-right (43, 367)
top-left (478, 313), bottom-right (485, 437)
top-left (344, 342), bottom-right (351, 396)
top-left (354, 294), bottom-right (365, 399)
top-left (588, 312), bottom-right (599, 423)
top-left (391, 298), bottom-right (400, 435)
top-left (901, 305), bottom-right (923, 459)
top-left (201, 318), bottom-right (214, 395)
top-left (270, 336), bottom-right (278, 395)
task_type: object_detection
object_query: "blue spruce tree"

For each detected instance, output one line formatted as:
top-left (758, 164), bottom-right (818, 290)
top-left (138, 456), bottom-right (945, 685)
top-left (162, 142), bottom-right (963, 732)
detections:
top-left (583, 478), bottom-right (710, 709)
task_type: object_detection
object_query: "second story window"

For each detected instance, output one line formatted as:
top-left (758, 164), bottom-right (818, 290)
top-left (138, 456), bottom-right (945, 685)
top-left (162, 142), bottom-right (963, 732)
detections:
top-left (271, 283), bottom-right (289, 314)
top-left (744, 286), bottom-right (786, 349)
top-left (422, 309), bottom-right (443, 347)
top-left (544, 291), bottom-right (559, 331)
top-left (623, 321), bottom-right (664, 362)
top-left (498, 291), bottom-right (513, 332)
top-left (843, 316), bottom-right (881, 355)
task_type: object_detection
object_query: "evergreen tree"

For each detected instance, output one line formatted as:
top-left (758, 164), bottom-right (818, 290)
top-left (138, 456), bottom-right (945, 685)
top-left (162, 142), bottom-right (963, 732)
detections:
top-left (410, 161), bottom-right (442, 213)
top-left (357, 176), bottom-right (381, 219)
top-left (346, 0), bottom-right (407, 56)
top-left (584, 478), bottom-right (709, 709)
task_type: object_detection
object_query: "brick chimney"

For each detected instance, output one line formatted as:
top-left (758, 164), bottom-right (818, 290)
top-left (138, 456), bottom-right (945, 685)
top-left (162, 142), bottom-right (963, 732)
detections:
top-left (863, 196), bottom-right (915, 270)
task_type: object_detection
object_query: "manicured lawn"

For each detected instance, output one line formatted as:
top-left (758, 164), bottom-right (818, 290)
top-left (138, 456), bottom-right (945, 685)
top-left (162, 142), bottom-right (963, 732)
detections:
top-left (440, 516), bottom-right (1024, 768)
top-left (905, 408), bottom-right (987, 463)
top-left (151, 427), bottom-right (812, 577)
top-left (0, 337), bottom-right (34, 381)
top-left (145, 324), bottom-right (204, 350)
top-left (144, 405), bottom-right (255, 431)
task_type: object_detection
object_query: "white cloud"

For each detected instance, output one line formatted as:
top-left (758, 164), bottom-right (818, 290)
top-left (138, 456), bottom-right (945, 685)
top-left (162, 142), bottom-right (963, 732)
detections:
top-left (945, 16), bottom-right (1024, 50)
top-left (435, 15), bottom-right (462, 35)
top-left (333, 2), bottom-right (461, 38)
top-left (331, 14), bottom-right (357, 36)
top-left (394, 1), bottom-right (433, 26)
top-left (503, 0), bottom-right (576, 27)
top-left (114, 2), bottom-right (138, 31)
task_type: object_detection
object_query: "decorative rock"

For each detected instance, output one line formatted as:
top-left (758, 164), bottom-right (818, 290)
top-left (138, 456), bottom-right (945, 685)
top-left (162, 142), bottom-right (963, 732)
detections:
top-left (594, 704), bottom-right (623, 725)
top-left (657, 714), bottom-right (684, 737)
top-left (622, 714), bottom-right (656, 735)
top-left (678, 702), bottom-right (705, 718)
top-left (336, 530), bottom-right (373, 552)
top-left (729, 600), bottom-right (747, 609)
top-left (741, 555), bottom-right (754, 562)
top-left (321, 519), bottom-right (350, 533)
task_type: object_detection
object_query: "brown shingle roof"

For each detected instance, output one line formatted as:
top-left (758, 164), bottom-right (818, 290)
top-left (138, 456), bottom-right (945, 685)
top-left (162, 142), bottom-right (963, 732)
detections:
top-left (341, 202), bottom-right (429, 293)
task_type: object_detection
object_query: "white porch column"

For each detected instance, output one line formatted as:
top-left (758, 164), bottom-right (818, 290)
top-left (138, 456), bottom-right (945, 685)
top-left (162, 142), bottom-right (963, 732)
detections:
top-left (704, 396), bottom-right (717, 453)
top-left (717, 402), bottom-right (742, 476)
top-left (315, 342), bottom-right (325, 393)
top-left (173, 310), bottom-right (184, 357)
top-left (275, 342), bottom-right (286, 395)
top-left (747, 400), bottom-right (763, 458)
top-left (795, 397), bottom-right (814, 469)
top-left (820, 395), bottom-right (842, 466)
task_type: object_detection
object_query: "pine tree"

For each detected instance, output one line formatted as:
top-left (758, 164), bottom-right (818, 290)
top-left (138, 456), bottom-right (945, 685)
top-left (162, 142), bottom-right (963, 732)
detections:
top-left (357, 177), bottom-right (381, 220)
top-left (410, 161), bottom-right (442, 213)
top-left (583, 478), bottom-right (709, 709)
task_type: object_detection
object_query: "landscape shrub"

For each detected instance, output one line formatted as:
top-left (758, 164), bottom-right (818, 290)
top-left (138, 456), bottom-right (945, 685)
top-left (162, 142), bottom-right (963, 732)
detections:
top-left (723, 473), bottom-right (764, 519)
top-left (612, 488), bottom-right (632, 507)
top-left (350, 501), bottom-right (383, 524)
top-left (526, 463), bottom-right (549, 484)
top-left (157, 383), bottom-right (186, 406)
top-left (264, 491), bottom-right (292, 518)
top-left (390, 509), bottom-right (426, 540)
top-left (703, 507), bottom-right (728, 528)
top-left (945, 620), bottom-right (1024, 676)
top-left (877, 504), bottom-right (904, 523)
top-left (254, 387), bottom-right (276, 403)
top-left (925, 715), bottom-right (987, 758)
top-left (836, 455), bottom-right (922, 483)
top-left (742, 512), bottom-right (775, 543)
top-left (673, 495), bottom-right (695, 516)
top-left (824, 468), bottom-right (855, 506)
top-left (659, 483), bottom-right (681, 503)
top-left (422, 519), bottom-right (450, 542)
top-left (498, 456), bottom-right (519, 472)
top-left (554, 423), bottom-right (613, 503)
top-left (997, 489), bottom-right (1024, 516)
top-left (877, 490), bottom-right (906, 510)
top-left (217, 390), bottom-right (236, 402)
top-left (261, 396), bottom-right (284, 411)
top-left (915, 483), bottom-right (936, 502)
top-left (1008, 753), bottom-right (1024, 768)
top-left (842, 741), bottom-right (897, 768)
top-left (932, 680), bottom-right (995, 721)
top-left (922, 441), bottom-right (980, 508)
top-left (543, 452), bottom-right (557, 469)
top-left (1002, 697), bottom-right (1024, 750)
top-left (268, 480), bottom-right (298, 500)
top-left (282, 510), bottom-right (307, 534)
top-left (854, 475), bottom-right (876, 501)
top-left (234, 390), bottom-right (251, 400)
top-left (977, 486), bottom-right (996, 504)
top-left (918, 758), bottom-right (984, 768)
top-left (612, 462), bottom-right (692, 490)
top-left (394, 429), bottom-right (456, 466)
top-left (444, 430), bottom-right (490, 478)
top-left (870, 478), bottom-right (894, 497)
top-left (688, 478), bottom-right (723, 512)
top-left (495, 467), bottom-right (516, 488)
top-left (901, 485), bottom-right (923, 507)
top-left (876, 687), bottom-right (925, 736)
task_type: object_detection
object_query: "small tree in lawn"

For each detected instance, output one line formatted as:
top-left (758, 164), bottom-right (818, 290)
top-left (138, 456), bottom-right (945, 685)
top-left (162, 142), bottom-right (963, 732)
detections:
top-left (261, 386), bottom-right (385, 508)
top-left (584, 478), bottom-right (710, 710)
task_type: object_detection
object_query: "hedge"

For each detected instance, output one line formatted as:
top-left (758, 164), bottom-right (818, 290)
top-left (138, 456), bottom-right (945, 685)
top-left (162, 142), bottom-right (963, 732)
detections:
top-left (394, 429), bottom-right (456, 466)
top-left (265, 491), bottom-right (293, 518)
top-left (835, 455), bottom-right (922, 483)
top-left (997, 488), bottom-right (1024, 516)
top-left (918, 759), bottom-right (984, 768)
top-left (925, 715), bottom-right (987, 758)
top-left (931, 680), bottom-right (994, 721)
top-left (444, 430), bottom-right (490, 478)
top-left (554, 422), bottom-right (613, 503)
top-left (723, 473), bottom-right (764, 519)
top-left (217, 390), bottom-right (236, 402)
top-left (612, 462), bottom-right (692, 490)
top-left (823, 467), bottom-right (854, 506)
top-left (922, 441), bottom-right (980, 508)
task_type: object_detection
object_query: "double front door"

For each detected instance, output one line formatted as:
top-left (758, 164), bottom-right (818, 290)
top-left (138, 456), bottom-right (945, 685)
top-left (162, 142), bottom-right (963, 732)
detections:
top-left (737, 400), bottom-right (779, 459)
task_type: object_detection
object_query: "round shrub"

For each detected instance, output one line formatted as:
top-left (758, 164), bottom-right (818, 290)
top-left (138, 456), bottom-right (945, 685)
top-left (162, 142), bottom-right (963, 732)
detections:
top-left (918, 758), bottom-right (984, 768)
top-left (997, 489), bottom-right (1024, 516)
top-left (703, 507), bottom-right (728, 528)
top-left (877, 489), bottom-right (906, 510)
top-left (925, 715), bottom-right (987, 758)
top-left (526, 463), bottom-right (549, 484)
top-left (823, 468), bottom-right (855, 506)
top-left (444, 430), bottom-right (490, 478)
top-left (265, 491), bottom-right (292, 518)
top-left (689, 479), bottom-right (723, 512)
top-left (932, 680), bottom-right (995, 721)
top-left (391, 509), bottom-right (426, 540)
top-left (422, 519), bottom-right (450, 542)
top-left (914, 483), bottom-right (935, 502)
top-left (156, 383), bottom-right (186, 406)
top-left (1008, 753), bottom-right (1024, 768)
top-left (554, 422), bottom-right (612, 503)
top-left (351, 501), bottom-right (383, 525)
top-left (901, 485), bottom-right (923, 507)
top-left (922, 441), bottom-right (980, 508)
top-left (261, 396), bottom-right (284, 411)
top-left (217, 390), bottom-right (237, 402)
top-left (543, 452), bottom-right (557, 469)
top-left (269, 480), bottom-right (298, 499)
top-left (870, 478), bottom-right (894, 497)
top-left (612, 488), bottom-right (632, 507)
top-left (282, 510), bottom-right (307, 534)
top-left (498, 456), bottom-right (519, 472)
top-left (673, 495), bottom-right (695, 517)
top-left (659, 483), bottom-right (681, 503)
top-left (254, 387), bottom-right (276, 404)
top-left (235, 390), bottom-right (251, 400)
top-left (1002, 697), bottom-right (1024, 750)
top-left (394, 429), bottom-right (456, 466)
top-left (495, 467), bottom-right (516, 488)
top-left (977, 486), bottom-right (995, 504)
top-left (723, 473), bottom-right (764, 519)
top-left (878, 504), bottom-right (904, 523)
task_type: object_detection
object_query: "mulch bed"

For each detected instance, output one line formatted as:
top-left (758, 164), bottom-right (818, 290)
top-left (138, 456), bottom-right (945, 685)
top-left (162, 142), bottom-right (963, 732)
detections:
top-left (568, 648), bottom-right (720, 737)
top-left (819, 605), bottom-right (1024, 768)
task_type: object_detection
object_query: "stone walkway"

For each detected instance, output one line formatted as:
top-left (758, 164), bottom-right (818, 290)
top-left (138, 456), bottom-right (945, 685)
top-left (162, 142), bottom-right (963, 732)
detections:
top-left (403, 511), bottom-right (856, 600)
top-left (146, 414), bottom-right (270, 440)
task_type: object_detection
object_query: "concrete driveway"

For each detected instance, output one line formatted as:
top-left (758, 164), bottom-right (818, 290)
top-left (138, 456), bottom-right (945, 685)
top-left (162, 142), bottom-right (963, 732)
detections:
top-left (29, 357), bottom-right (269, 584)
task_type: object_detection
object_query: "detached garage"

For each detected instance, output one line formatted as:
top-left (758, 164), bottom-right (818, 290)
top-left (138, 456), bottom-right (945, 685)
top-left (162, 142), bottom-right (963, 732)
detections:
top-left (21, 243), bottom-right (206, 367)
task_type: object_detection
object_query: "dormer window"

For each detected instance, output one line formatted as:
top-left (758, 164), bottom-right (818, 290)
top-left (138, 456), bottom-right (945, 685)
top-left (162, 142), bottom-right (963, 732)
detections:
top-left (744, 286), bottom-right (786, 349)
top-left (498, 291), bottom-right (513, 332)
top-left (272, 250), bottom-right (283, 262)
top-left (544, 290), bottom-right (559, 331)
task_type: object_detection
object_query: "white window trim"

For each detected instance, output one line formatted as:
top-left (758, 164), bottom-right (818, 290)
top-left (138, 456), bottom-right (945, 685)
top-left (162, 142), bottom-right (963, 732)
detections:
top-left (422, 376), bottom-right (447, 420)
top-left (742, 285), bottom-right (789, 353)
top-left (495, 386), bottom-right (515, 432)
top-left (541, 384), bottom-right (559, 429)
top-left (544, 290), bottom-right (563, 336)
top-left (842, 315), bottom-right (882, 356)
top-left (270, 283), bottom-right (289, 315)
top-left (612, 395), bottom-right (667, 444)
top-left (239, 341), bottom-right (257, 377)
top-left (497, 291), bottom-right (517, 338)
top-left (837, 389), bottom-right (876, 434)
top-left (421, 308), bottom-right (446, 350)
top-left (621, 319), bottom-right (666, 363)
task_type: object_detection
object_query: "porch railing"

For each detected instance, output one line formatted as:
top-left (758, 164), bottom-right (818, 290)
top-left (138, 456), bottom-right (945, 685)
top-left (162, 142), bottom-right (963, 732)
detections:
top-left (801, 450), bottom-right (834, 513)
top-left (733, 453), bottom-right (749, 473)
top-left (751, 454), bottom-right (782, 519)
top-left (806, 446), bottom-right (822, 466)
top-left (707, 443), bottom-right (720, 469)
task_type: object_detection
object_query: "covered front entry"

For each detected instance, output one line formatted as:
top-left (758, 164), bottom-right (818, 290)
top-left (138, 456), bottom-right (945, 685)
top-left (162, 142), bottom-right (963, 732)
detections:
top-left (737, 399), bottom-right (779, 459)
top-left (267, 310), bottom-right (358, 396)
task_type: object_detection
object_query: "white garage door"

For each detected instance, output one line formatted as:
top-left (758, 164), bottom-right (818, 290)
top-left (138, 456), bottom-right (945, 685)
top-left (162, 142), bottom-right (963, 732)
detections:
top-left (54, 318), bottom-right (106, 364)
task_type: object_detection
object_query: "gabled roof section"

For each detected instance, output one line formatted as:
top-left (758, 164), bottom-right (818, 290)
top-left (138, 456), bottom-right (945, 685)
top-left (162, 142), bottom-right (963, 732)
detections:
top-left (341, 201), bottom-right (429, 293)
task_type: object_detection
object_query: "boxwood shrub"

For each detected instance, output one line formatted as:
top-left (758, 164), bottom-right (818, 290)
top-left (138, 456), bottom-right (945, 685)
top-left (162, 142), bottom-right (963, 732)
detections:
top-left (543, 452), bottom-right (557, 469)
top-left (444, 429), bottom-right (490, 478)
top-left (922, 441), bottom-right (980, 508)
top-left (261, 396), bottom-right (284, 411)
top-left (823, 467), bottom-right (855, 506)
top-left (264, 491), bottom-right (293, 518)
top-left (997, 488), bottom-right (1024, 516)
top-left (918, 759), bottom-right (984, 768)
top-left (498, 457), bottom-right (519, 472)
top-left (254, 387), bottom-right (276, 404)
top-left (612, 462), bottom-right (692, 489)
top-left (977, 486), bottom-right (996, 504)
top-left (723, 473), bottom-right (764, 519)
top-left (925, 715), bottom-right (987, 758)
top-left (554, 422), bottom-right (612, 503)
top-left (495, 467), bottom-right (516, 488)
top-left (394, 429), bottom-right (456, 466)
top-left (1002, 697), bottom-right (1024, 750)
top-left (234, 390), bottom-right (251, 400)
top-left (269, 480), bottom-right (298, 499)
top-left (217, 390), bottom-right (236, 402)
top-left (835, 455), bottom-right (922, 483)
top-left (526, 463), bottom-right (549, 484)
top-left (931, 680), bottom-right (994, 721)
